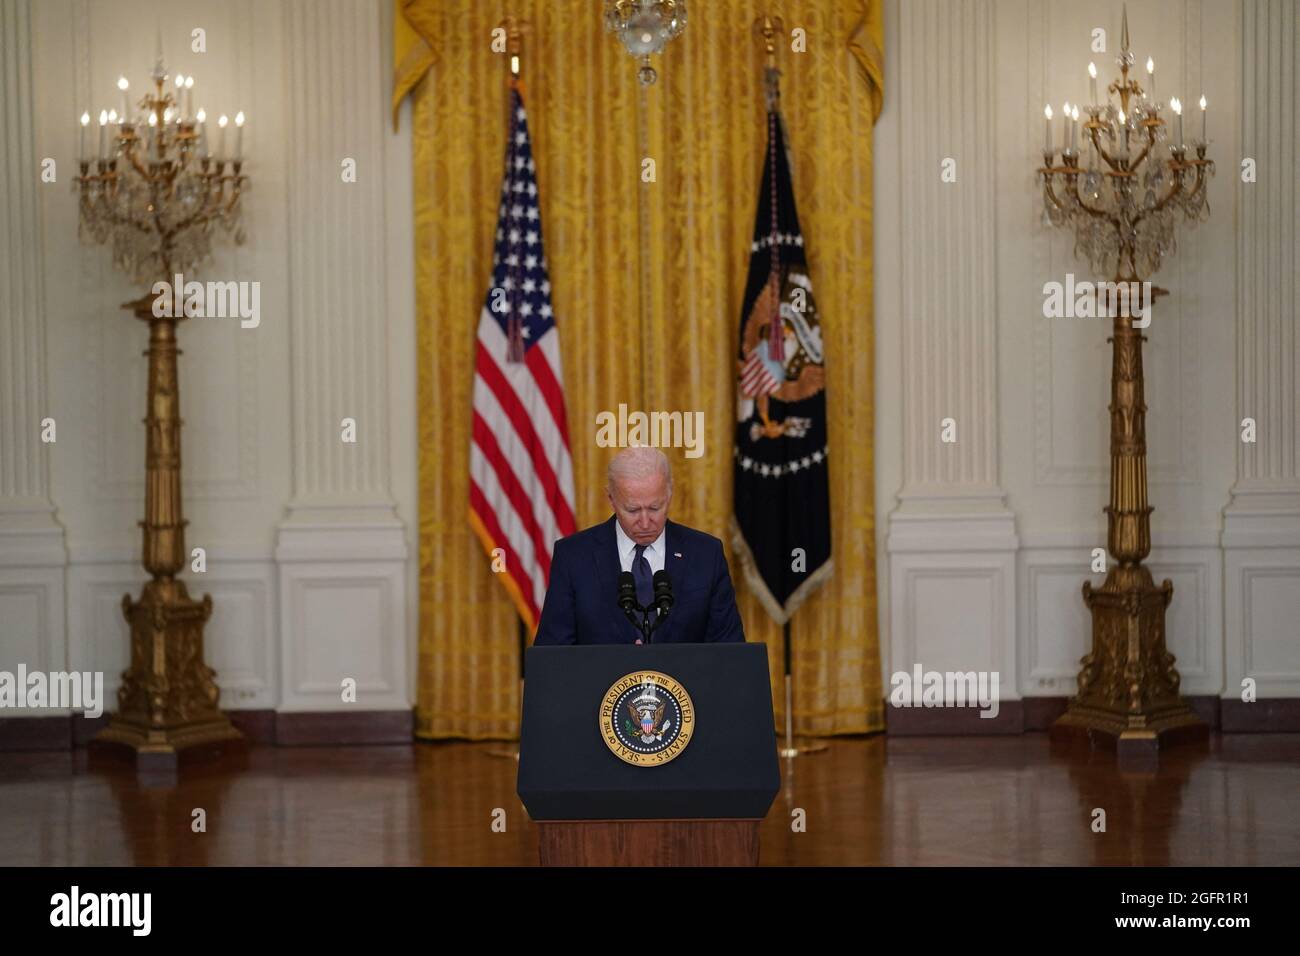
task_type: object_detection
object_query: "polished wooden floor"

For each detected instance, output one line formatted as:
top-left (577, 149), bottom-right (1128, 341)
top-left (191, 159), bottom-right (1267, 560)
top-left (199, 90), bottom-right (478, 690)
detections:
top-left (2, 733), bottom-right (1297, 865)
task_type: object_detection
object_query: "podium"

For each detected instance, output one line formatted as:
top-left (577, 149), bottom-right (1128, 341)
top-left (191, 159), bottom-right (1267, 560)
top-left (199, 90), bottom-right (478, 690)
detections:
top-left (517, 643), bottom-right (780, 866)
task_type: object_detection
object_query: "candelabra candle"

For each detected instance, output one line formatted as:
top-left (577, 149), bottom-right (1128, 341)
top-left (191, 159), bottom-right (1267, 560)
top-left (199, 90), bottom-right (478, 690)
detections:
top-left (1089, 62), bottom-right (1098, 105)
top-left (184, 76), bottom-right (193, 120)
top-left (79, 111), bottom-right (89, 159)
top-left (117, 76), bottom-right (129, 119)
top-left (97, 110), bottom-right (107, 161)
top-left (196, 107), bottom-right (208, 158)
top-left (1044, 104), bottom-right (1053, 153)
top-left (1199, 95), bottom-right (1207, 141)
top-left (1146, 57), bottom-right (1155, 101)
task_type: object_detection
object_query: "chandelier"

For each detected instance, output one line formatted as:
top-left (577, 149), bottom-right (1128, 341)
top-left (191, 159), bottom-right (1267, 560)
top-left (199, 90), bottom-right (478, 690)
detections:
top-left (75, 46), bottom-right (248, 286)
top-left (1038, 8), bottom-right (1212, 281)
top-left (604, 0), bottom-right (686, 86)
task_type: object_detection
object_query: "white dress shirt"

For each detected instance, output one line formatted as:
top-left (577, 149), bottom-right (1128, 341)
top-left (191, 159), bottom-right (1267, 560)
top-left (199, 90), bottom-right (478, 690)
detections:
top-left (614, 520), bottom-right (666, 575)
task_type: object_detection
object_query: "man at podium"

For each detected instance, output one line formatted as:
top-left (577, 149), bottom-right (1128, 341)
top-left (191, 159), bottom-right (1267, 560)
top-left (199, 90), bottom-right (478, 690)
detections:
top-left (534, 446), bottom-right (746, 645)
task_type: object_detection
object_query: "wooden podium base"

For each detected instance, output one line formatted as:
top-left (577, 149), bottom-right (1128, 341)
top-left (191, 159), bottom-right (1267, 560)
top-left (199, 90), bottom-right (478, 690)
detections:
top-left (537, 819), bottom-right (761, 866)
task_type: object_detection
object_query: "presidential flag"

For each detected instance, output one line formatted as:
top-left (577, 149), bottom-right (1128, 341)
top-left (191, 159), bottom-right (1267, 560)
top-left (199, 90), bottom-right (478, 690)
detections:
top-left (468, 83), bottom-right (576, 633)
top-left (730, 106), bottom-right (832, 625)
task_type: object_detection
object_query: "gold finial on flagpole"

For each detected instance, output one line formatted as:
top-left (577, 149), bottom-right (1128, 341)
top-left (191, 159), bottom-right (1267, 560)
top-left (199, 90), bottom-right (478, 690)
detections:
top-left (753, 15), bottom-right (784, 108)
top-left (499, 16), bottom-right (527, 80)
top-left (755, 15), bottom-right (780, 68)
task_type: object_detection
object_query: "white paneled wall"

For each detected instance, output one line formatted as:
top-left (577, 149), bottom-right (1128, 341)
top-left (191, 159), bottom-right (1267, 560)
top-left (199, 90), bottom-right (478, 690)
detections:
top-left (882, 0), bottom-right (1020, 700)
top-left (876, 0), bottom-right (1299, 706)
top-left (0, 0), bottom-right (69, 716)
top-left (1222, 0), bottom-right (1300, 699)
top-left (0, 0), bottom-right (416, 723)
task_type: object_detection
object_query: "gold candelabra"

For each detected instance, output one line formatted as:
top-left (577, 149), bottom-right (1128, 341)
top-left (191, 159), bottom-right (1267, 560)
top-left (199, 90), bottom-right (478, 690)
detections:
top-left (1040, 8), bottom-right (1213, 756)
top-left (76, 47), bottom-right (247, 768)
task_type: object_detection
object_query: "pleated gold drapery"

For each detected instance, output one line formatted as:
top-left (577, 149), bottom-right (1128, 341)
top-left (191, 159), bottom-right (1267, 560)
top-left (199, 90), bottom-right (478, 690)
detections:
top-left (394, 0), bottom-right (884, 739)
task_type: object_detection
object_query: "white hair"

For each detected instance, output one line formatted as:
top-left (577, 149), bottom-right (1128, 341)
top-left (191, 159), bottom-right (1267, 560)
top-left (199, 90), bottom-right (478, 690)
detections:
top-left (606, 445), bottom-right (672, 494)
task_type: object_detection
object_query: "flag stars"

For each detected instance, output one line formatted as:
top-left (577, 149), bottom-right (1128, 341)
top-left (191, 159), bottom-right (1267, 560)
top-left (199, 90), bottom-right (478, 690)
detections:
top-left (733, 448), bottom-right (829, 478)
top-left (519, 302), bottom-right (533, 317)
top-left (504, 253), bottom-right (519, 267)
top-left (540, 303), bottom-right (552, 318)
top-left (524, 255), bottom-right (538, 270)
top-left (515, 131), bottom-right (527, 145)
top-left (522, 278), bottom-right (536, 294)
top-left (508, 228), bottom-right (521, 244)
top-left (525, 230), bottom-right (539, 245)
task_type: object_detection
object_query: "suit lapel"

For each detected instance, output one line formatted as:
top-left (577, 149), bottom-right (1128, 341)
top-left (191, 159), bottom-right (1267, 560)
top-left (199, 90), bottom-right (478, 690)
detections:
top-left (658, 521), bottom-right (693, 642)
top-left (593, 515), bottom-right (634, 641)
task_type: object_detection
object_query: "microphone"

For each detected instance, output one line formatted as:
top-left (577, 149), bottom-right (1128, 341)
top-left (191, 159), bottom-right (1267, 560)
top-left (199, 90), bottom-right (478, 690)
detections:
top-left (617, 571), bottom-right (639, 613)
top-left (651, 570), bottom-right (674, 615)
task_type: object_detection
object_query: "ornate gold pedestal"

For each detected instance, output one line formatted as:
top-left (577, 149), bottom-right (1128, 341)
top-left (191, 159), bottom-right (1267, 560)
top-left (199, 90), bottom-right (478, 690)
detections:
top-left (91, 295), bottom-right (244, 770)
top-left (1051, 297), bottom-right (1208, 757)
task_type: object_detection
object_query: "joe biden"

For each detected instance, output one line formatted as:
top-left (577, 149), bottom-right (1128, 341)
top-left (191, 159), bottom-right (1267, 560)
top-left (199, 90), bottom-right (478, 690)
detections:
top-left (533, 446), bottom-right (746, 645)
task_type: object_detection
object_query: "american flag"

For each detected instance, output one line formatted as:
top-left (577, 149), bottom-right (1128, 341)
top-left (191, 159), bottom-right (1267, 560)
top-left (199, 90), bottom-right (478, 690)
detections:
top-left (468, 85), bottom-right (576, 633)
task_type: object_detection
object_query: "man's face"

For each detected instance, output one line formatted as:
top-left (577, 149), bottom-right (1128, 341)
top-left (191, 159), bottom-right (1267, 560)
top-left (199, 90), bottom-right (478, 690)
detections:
top-left (607, 471), bottom-right (671, 546)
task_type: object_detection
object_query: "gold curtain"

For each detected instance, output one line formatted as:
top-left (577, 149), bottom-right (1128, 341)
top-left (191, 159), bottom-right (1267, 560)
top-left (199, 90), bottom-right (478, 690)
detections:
top-left (395, 0), bottom-right (884, 740)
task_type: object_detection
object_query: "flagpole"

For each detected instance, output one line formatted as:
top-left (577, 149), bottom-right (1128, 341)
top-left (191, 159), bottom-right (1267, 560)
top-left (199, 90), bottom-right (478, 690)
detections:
top-left (484, 16), bottom-right (529, 763)
top-left (485, 611), bottom-right (526, 761)
top-left (753, 14), bottom-right (828, 763)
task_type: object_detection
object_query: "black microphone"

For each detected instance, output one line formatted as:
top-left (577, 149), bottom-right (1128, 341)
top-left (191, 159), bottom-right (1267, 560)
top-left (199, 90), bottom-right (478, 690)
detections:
top-left (618, 570), bottom-right (651, 643)
top-left (617, 571), bottom-right (639, 613)
top-left (651, 570), bottom-right (674, 615)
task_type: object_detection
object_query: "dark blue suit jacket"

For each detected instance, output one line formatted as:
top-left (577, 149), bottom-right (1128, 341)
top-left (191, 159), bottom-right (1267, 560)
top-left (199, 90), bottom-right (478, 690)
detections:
top-left (534, 516), bottom-right (746, 645)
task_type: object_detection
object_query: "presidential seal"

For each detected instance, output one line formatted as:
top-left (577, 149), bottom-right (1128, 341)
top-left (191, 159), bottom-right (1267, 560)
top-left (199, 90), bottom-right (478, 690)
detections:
top-left (599, 671), bottom-right (694, 766)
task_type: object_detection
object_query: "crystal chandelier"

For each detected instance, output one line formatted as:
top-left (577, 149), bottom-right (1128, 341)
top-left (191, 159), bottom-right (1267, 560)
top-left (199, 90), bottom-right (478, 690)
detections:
top-left (75, 45), bottom-right (248, 286)
top-left (604, 0), bottom-right (686, 86)
top-left (1039, 8), bottom-right (1212, 281)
